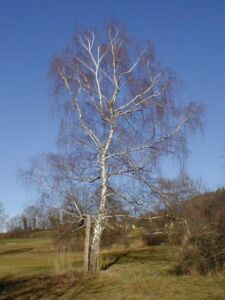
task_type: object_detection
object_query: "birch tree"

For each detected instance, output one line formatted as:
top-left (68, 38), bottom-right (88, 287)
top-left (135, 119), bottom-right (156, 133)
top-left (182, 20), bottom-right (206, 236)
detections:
top-left (44, 24), bottom-right (202, 272)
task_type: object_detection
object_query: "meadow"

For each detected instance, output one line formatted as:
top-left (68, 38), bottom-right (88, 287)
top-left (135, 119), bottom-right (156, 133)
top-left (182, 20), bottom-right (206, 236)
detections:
top-left (0, 237), bottom-right (225, 299)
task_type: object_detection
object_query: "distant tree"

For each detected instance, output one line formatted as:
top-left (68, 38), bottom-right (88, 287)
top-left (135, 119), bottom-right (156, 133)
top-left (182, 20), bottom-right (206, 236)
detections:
top-left (7, 215), bottom-right (22, 232)
top-left (23, 23), bottom-right (203, 272)
top-left (21, 215), bottom-right (28, 231)
top-left (0, 202), bottom-right (6, 232)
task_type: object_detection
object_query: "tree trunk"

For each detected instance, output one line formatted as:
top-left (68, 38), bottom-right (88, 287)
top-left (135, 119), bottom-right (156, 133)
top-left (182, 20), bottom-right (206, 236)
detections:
top-left (89, 151), bottom-right (108, 272)
top-left (84, 214), bottom-right (91, 273)
top-left (89, 217), bottom-right (104, 272)
top-left (183, 217), bottom-right (191, 238)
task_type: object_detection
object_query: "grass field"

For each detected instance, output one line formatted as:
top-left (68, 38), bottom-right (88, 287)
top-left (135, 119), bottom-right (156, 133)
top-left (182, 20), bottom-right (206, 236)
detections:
top-left (0, 237), bottom-right (225, 299)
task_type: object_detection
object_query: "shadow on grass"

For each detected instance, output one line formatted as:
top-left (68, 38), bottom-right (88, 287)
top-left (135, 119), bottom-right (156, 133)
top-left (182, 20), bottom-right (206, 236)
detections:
top-left (0, 248), bottom-right (33, 255)
top-left (0, 273), bottom-right (113, 300)
top-left (0, 247), bottom-right (176, 299)
top-left (100, 247), bottom-right (163, 270)
top-left (0, 274), bottom-right (86, 300)
top-left (101, 252), bottom-right (129, 270)
top-left (100, 247), bottom-right (179, 279)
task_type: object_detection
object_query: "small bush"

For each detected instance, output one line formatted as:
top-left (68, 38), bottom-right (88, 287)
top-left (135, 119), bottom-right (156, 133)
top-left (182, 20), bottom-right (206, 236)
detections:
top-left (177, 232), bottom-right (225, 275)
top-left (54, 246), bottom-right (74, 276)
top-left (101, 227), bottom-right (129, 249)
top-left (167, 222), bottom-right (185, 245)
top-left (54, 225), bottom-right (86, 251)
top-left (145, 232), bottom-right (168, 246)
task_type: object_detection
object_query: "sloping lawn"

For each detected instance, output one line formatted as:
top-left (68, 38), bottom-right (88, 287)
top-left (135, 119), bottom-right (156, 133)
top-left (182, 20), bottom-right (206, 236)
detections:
top-left (0, 238), bottom-right (224, 299)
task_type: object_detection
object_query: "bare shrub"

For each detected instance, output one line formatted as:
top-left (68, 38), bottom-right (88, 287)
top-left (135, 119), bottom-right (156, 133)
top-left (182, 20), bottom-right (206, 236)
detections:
top-left (146, 232), bottom-right (168, 246)
top-left (53, 246), bottom-right (83, 276)
top-left (177, 231), bottom-right (225, 275)
top-left (54, 246), bottom-right (73, 276)
top-left (167, 222), bottom-right (185, 245)
top-left (101, 227), bottom-right (129, 249)
top-left (54, 226), bottom-right (85, 252)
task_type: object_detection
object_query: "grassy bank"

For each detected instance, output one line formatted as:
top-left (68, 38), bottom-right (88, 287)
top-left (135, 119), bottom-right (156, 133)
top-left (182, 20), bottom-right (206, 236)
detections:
top-left (0, 237), bottom-right (224, 299)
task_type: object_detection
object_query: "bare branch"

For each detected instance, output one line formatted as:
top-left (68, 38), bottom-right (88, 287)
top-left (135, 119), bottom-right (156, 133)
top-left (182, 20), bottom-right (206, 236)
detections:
top-left (60, 71), bottom-right (102, 148)
top-left (115, 74), bottom-right (161, 114)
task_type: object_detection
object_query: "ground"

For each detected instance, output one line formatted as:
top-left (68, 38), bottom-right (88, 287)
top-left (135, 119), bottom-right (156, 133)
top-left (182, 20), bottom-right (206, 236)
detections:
top-left (0, 237), bottom-right (225, 299)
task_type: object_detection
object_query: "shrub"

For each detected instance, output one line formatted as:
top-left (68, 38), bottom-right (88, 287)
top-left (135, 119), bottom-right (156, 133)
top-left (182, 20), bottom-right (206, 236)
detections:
top-left (54, 225), bottom-right (86, 251)
top-left (177, 231), bottom-right (225, 275)
top-left (145, 232), bottom-right (168, 246)
top-left (101, 227), bottom-right (129, 249)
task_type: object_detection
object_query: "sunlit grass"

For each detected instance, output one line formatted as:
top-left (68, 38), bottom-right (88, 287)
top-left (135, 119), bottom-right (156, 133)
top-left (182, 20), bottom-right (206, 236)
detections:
top-left (0, 237), bottom-right (225, 299)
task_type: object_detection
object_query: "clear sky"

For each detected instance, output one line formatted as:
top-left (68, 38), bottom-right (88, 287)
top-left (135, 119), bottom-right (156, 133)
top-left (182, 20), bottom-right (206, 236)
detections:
top-left (1, 0), bottom-right (225, 217)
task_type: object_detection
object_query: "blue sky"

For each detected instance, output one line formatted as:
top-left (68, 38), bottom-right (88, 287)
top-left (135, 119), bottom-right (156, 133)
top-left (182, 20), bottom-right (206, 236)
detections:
top-left (0, 0), bottom-right (225, 216)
